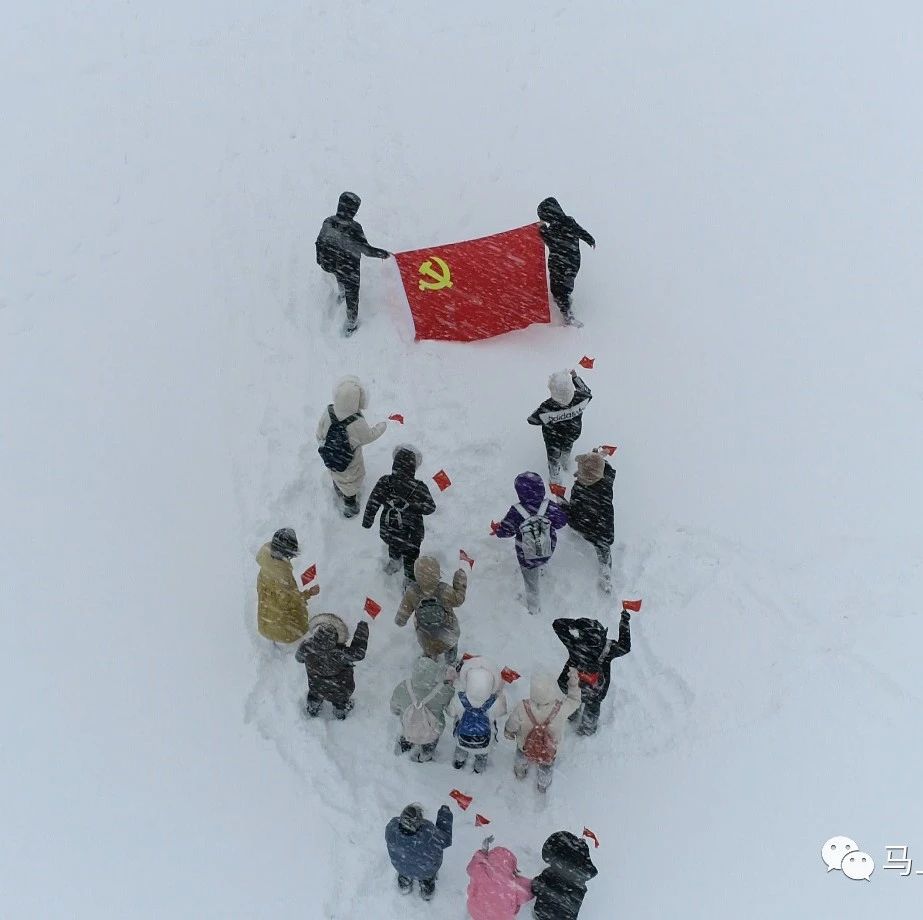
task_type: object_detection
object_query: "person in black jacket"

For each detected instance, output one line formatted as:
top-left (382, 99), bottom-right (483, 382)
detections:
top-left (295, 614), bottom-right (369, 719)
top-left (552, 611), bottom-right (631, 735)
top-left (562, 449), bottom-right (616, 592)
top-left (315, 191), bottom-right (390, 336)
top-left (527, 369), bottom-right (592, 484)
top-left (537, 197), bottom-right (595, 327)
top-left (531, 831), bottom-right (598, 920)
top-left (362, 444), bottom-right (436, 582)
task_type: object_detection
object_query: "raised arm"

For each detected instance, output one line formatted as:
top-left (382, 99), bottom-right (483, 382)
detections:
top-left (607, 610), bottom-right (632, 660)
top-left (575, 220), bottom-right (595, 247)
top-left (435, 805), bottom-right (453, 849)
top-left (496, 507), bottom-right (520, 539)
top-left (445, 568), bottom-right (468, 607)
top-left (350, 416), bottom-right (387, 447)
top-left (344, 621), bottom-right (370, 662)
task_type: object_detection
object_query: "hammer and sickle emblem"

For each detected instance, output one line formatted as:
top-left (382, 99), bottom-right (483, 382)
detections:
top-left (418, 256), bottom-right (453, 291)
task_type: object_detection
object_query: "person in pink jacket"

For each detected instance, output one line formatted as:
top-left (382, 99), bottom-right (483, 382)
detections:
top-left (466, 836), bottom-right (534, 920)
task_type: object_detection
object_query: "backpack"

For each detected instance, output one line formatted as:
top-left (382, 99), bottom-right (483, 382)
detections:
top-left (453, 692), bottom-right (497, 748)
top-left (516, 499), bottom-right (553, 562)
top-left (318, 406), bottom-right (359, 472)
top-left (400, 679), bottom-right (443, 745)
top-left (383, 495), bottom-right (411, 532)
top-left (415, 596), bottom-right (447, 633)
top-left (522, 699), bottom-right (562, 765)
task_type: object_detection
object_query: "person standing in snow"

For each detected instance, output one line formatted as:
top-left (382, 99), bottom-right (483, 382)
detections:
top-left (385, 802), bottom-right (453, 900)
top-left (496, 472), bottom-right (567, 616)
top-left (295, 613), bottom-right (369, 719)
top-left (255, 528), bottom-right (318, 644)
top-left (537, 197), bottom-right (595, 327)
top-left (449, 656), bottom-right (508, 773)
top-left (362, 444), bottom-right (435, 582)
top-left (552, 609), bottom-right (632, 736)
top-left (466, 835), bottom-right (534, 920)
top-left (315, 191), bottom-right (390, 336)
top-left (316, 375), bottom-right (387, 518)
top-left (504, 668), bottom-right (581, 792)
top-left (390, 656), bottom-right (456, 762)
top-left (527, 369), bottom-right (592, 485)
top-left (531, 831), bottom-right (598, 920)
top-left (561, 449), bottom-right (616, 592)
top-left (395, 556), bottom-right (468, 661)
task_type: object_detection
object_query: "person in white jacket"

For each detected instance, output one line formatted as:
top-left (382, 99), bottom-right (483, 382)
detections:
top-left (448, 657), bottom-right (508, 773)
top-left (316, 375), bottom-right (387, 517)
top-left (504, 668), bottom-right (580, 792)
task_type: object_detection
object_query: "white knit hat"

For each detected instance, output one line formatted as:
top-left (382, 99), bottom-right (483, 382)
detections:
top-left (548, 370), bottom-right (575, 406)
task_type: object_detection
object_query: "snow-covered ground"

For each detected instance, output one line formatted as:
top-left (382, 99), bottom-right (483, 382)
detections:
top-left (3, 3), bottom-right (921, 917)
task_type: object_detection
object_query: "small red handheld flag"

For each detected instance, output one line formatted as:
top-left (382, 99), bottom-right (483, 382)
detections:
top-left (549, 482), bottom-right (566, 498)
top-left (578, 671), bottom-right (599, 686)
top-left (474, 814), bottom-right (491, 827)
top-left (599, 445), bottom-right (617, 456)
top-left (490, 520), bottom-right (500, 536)
top-left (364, 597), bottom-right (382, 619)
top-left (300, 564), bottom-right (317, 586)
top-left (433, 470), bottom-right (452, 491)
top-left (461, 652), bottom-right (475, 662)
top-left (582, 827), bottom-right (601, 848)
top-left (622, 599), bottom-right (642, 612)
top-left (500, 667), bottom-right (521, 684)
top-left (388, 414), bottom-right (405, 424)
top-left (459, 549), bottom-right (475, 569)
top-left (449, 789), bottom-right (472, 810)
top-left (578, 356), bottom-right (595, 369)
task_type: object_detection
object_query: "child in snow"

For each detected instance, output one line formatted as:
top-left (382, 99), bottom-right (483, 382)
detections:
top-left (390, 656), bottom-right (455, 763)
top-left (395, 556), bottom-right (468, 662)
top-left (562, 449), bottom-right (616, 592)
top-left (315, 191), bottom-right (390, 336)
top-left (385, 802), bottom-right (453, 901)
top-left (552, 610), bottom-right (632, 736)
top-left (316, 375), bottom-right (387, 518)
top-left (531, 831), bottom-right (598, 920)
top-left (295, 613), bottom-right (369, 718)
top-left (362, 444), bottom-right (435, 581)
top-left (497, 472), bottom-right (567, 616)
top-left (466, 835), bottom-right (534, 920)
top-left (449, 656), bottom-right (508, 773)
top-left (527, 369), bottom-right (592, 484)
top-left (504, 668), bottom-right (580, 792)
top-left (255, 528), bottom-right (319, 644)
top-left (536, 197), bottom-right (595, 327)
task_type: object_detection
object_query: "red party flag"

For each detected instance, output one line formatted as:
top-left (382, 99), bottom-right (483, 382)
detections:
top-left (433, 470), bottom-right (452, 491)
top-left (474, 814), bottom-right (491, 827)
top-left (459, 549), bottom-right (475, 569)
top-left (394, 225), bottom-right (550, 342)
top-left (578, 671), bottom-right (599, 686)
top-left (622, 599), bottom-right (642, 612)
top-left (578, 356), bottom-right (595, 369)
top-left (600, 445), bottom-right (617, 456)
top-left (582, 827), bottom-right (601, 848)
top-left (500, 667), bottom-right (521, 684)
top-left (490, 520), bottom-right (500, 536)
top-left (449, 789), bottom-right (473, 810)
top-left (549, 482), bottom-right (566, 498)
top-left (300, 564), bottom-right (317, 586)
top-left (364, 597), bottom-right (382, 619)
top-left (461, 652), bottom-right (475, 662)
top-left (388, 413), bottom-right (405, 424)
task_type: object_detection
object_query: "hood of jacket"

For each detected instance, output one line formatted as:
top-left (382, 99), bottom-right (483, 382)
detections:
top-left (413, 555), bottom-right (441, 594)
top-left (256, 542), bottom-right (291, 580)
top-left (575, 451), bottom-right (606, 487)
top-left (548, 370), bottom-right (576, 407)
top-left (484, 846), bottom-right (519, 878)
top-left (410, 655), bottom-right (445, 696)
top-left (537, 196), bottom-right (564, 223)
top-left (541, 832), bottom-right (598, 884)
top-left (309, 613), bottom-right (349, 644)
top-left (514, 472), bottom-right (547, 513)
top-left (392, 444), bottom-right (420, 477)
top-left (529, 672), bottom-right (559, 707)
top-left (462, 667), bottom-right (496, 707)
top-left (398, 802), bottom-right (424, 834)
top-left (337, 191), bottom-right (360, 219)
top-left (333, 375), bottom-right (368, 418)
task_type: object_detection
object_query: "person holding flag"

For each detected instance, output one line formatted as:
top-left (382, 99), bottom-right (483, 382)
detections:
top-left (536, 197), bottom-right (595, 327)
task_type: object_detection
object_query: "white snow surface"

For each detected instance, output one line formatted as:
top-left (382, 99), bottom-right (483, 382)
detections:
top-left (3, 3), bottom-right (922, 918)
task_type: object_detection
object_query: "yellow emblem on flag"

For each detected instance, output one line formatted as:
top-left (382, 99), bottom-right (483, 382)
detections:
top-left (418, 256), bottom-right (453, 291)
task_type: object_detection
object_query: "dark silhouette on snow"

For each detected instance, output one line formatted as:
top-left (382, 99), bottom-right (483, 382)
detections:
top-left (537, 197), bottom-right (595, 326)
top-left (385, 803), bottom-right (453, 900)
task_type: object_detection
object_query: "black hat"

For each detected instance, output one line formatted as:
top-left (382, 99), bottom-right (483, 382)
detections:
top-left (270, 528), bottom-right (298, 559)
top-left (337, 191), bottom-right (361, 218)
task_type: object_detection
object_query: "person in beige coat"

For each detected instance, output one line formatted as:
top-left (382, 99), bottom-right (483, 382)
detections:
top-left (316, 375), bottom-right (387, 517)
top-left (256, 528), bottom-right (319, 644)
top-left (396, 556), bottom-right (468, 662)
top-left (504, 669), bottom-right (580, 792)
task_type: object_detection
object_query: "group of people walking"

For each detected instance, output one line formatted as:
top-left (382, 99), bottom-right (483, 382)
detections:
top-left (255, 194), bottom-right (619, 917)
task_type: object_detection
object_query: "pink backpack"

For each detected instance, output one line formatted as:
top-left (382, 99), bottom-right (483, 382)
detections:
top-left (522, 700), bottom-right (562, 765)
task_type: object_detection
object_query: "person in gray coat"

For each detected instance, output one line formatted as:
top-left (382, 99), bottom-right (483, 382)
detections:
top-left (390, 656), bottom-right (455, 762)
top-left (385, 803), bottom-right (453, 900)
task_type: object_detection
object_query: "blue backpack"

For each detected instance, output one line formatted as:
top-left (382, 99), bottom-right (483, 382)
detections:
top-left (454, 692), bottom-right (497, 748)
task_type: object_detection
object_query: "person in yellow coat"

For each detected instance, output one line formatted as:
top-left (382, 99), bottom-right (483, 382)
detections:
top-left (256, 528), bottom-right (318, 644)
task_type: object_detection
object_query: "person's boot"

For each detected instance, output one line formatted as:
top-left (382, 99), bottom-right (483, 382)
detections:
top-left (453, 749), bottom-right (468, 770)
top-left (568, 704), bottom-right (583, 723)
top-left (577, 705), bottom-right (599, 736)
top-left (473, 753), bottom-right (489, 774)
top-left (395, 737), bottom-right (412, 756)
top-left (342, 321), bottom-right (359, 337)
top-left (418, 878), bottom-right (436, 901)
top-left (305, 696), bottom-right (322, 717)
top-left (383, 557), bottom-right (401, 575)
top-left (514, 760), bottom-right (529, 781)
top-left (343, 495), bottom-right (360, 518)
top-left (397, 875), bottom-right (413, 895)
top-left (333, 699), bottom-right (355, 721)
top-left (417, 742), bottom-right (436, 763)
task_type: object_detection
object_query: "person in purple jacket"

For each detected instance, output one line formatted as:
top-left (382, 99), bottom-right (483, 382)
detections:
top-left (497, 472), bottom-right (567, 615)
